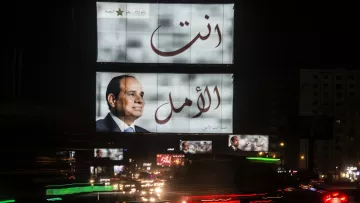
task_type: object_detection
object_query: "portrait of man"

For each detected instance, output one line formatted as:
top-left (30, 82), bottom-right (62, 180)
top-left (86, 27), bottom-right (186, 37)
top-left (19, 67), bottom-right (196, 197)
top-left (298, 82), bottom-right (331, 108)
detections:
top-left (180, 141), bottom-right (190, 154)
top-left (96, 75), bottom-right (149, 133)
top-left (95, 149), bottom-right (103, 158)
top-left (228, 135), bottom-right (242, 152)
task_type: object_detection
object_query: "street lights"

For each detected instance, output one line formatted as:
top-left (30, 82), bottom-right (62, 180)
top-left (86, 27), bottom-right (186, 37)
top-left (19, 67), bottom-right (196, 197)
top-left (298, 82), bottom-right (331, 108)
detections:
top-left (301, 155), bottom-right (305, 160)
top-left (280, 142), bottom-right (285, 147)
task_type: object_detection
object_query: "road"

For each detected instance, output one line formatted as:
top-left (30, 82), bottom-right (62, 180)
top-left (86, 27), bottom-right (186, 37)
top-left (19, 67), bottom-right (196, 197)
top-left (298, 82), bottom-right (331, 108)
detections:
top-left (322, 183), bottom-right (358, 203)
top-left (337, 189), bottom-right (359, 203)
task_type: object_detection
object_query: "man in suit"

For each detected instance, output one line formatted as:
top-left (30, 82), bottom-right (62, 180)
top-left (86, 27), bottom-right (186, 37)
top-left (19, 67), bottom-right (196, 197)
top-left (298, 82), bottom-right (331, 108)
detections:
top-left (95, 149), bottom-right (103, 158)
top-left (96, 75), bottom-right (149, 133)
top-left (228, 135), bottom-right (242, 152)
top-left (180, 141), bottom-right (191, 154)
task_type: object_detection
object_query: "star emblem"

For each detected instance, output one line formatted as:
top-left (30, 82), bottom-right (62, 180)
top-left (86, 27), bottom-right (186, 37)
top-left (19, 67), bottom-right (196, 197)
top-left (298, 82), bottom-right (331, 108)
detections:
top-left (116, 8), bottom-right (124, 16)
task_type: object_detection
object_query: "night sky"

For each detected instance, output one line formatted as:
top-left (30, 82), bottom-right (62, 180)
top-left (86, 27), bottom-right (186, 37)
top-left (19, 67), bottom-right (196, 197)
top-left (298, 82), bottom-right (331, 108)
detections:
top-left (1, 0), bottom-right (358, 154)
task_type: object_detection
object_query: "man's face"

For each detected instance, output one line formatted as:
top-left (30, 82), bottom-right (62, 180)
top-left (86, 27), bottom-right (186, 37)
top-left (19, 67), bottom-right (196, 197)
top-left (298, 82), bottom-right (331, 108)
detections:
top-left (97, 150), bottom-right (102, 157)
top-left (232, 136), bottom-right (239, 147)
top-left (115, 77), bottom-right (145, 121)
top-left (183, 142), bottom-right (189, 151)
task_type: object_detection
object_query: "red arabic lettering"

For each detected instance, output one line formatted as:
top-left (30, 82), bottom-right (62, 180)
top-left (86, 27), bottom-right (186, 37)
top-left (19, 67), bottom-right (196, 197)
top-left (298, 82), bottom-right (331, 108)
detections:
top-left (150, 15), bottom-right (223, 57)
top-left (154, 86), bottom-right (221, 124)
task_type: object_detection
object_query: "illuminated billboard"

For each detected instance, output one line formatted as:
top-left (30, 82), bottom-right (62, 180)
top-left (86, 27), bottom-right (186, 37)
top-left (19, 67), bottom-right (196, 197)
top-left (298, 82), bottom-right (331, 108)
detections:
top-left (156, 154), bottom-right (185, 167)
top-left (94, 148), bottom-right (124, 160)
top-left (96, 72), bottom-right (233, 133)
top-left (114, 165), bottom-right (125, 174)
top-left (179, 140), bottom-right (212, 154)
top-left (96, 2), bottom-right (234, 64)
top-left (90, 166), bottom-right (107, 175)
top-left (228, 135), bottom-right (269, 152)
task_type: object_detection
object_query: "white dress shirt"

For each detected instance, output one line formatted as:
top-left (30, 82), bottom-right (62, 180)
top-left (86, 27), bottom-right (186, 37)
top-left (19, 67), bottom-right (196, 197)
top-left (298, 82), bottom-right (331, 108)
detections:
top-left (110, 112), bottom-right (136, 132)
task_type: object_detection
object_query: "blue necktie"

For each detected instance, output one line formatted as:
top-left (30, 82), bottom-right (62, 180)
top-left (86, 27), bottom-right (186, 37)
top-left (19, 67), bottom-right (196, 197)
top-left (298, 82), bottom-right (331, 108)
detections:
top-left (124, 127), bottom-right (135, 133)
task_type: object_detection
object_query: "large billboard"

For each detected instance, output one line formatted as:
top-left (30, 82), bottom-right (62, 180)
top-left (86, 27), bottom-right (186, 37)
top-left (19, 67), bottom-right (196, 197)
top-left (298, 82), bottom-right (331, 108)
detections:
top-left (97, 2), bottom-right (234, 64)
top-left (228, 135), bottom-right (269, 152)
top-left (96, 72), bottom-right (233, 133)
top-left (94, 148), bottom-right (124, 160)
top-left (179, 140), bottom-right (212, 154)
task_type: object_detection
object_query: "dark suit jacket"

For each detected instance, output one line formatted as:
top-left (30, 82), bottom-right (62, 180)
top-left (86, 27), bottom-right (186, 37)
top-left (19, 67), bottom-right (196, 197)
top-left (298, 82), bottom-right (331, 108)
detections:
top-left (96, 113), bottom-right (149, 133)
top-left (228, 146), bottom-right (241, 152)
top-left (180, 150), bottom-right (189, 154)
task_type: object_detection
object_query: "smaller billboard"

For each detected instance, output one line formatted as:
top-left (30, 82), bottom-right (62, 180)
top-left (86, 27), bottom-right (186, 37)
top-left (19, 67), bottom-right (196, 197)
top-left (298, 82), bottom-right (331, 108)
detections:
top-left (171, 154), bottom-right (185, 166)
top-left (179, 140), bottom-right (212, 154)
top-left (143, 163), bottom-right (152, 167)
top-left (94, 148), bottom-right (124, 160)
top-left (156, 154), bottom-right (185, 167)
top-left (90, 166), bottom-right (107, 175)
top-left (228, 135), bottom-right (269, 152)
top-left (114, 165), bottom-right (125, 174)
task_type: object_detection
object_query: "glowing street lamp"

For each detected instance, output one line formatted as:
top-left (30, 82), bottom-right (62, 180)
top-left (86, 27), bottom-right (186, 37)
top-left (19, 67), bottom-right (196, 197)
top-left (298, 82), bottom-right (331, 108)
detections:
top-left (300, 155), bottom-right (305, 160)
top-left (280, 142), bottom-right (285, 147)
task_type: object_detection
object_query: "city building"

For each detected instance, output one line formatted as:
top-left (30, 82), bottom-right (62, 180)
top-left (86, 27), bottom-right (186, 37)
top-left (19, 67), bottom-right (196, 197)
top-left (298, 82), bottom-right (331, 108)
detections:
top-left (299, 69), bottom-right (360, 171)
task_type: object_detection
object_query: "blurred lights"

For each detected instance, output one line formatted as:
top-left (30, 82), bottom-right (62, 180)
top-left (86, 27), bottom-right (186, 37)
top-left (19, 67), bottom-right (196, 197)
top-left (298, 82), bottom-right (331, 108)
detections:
top-left (246, 157), bottom-right (280, 162)
top-left (280, 142), bottom-right (284, 147)
top-left (46, 197), bottom-right (62, 201)
top-left (155, 187), bottom-right (162, 193)
top-left (258, 152), bottom-right (263, 155)
top-left (154, 182), bottom-right (164, 187)
top-left (300, 155), bottom-right (305, 160)
top-left (324, 193), bottom-right (348, 203)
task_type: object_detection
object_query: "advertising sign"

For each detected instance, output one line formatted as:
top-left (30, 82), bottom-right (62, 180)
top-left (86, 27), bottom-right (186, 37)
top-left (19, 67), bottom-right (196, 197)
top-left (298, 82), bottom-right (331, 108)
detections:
top-left (97, 2), bottom-right (234, 64)
top-left (94, 148), bottom-right (124, 160)
top-left (96, 72), bottom-right (233, 133)
top-left (179, 140), bottom-right (212, 154)
top-left (156, 154), bottom-right (185, 167)
top-left (228, 135), bottom-right (269, 152)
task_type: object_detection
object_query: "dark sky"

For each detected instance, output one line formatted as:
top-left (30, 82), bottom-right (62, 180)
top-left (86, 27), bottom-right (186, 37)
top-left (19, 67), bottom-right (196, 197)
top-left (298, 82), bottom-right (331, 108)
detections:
top-left (1, 0), bottom-right (358, 147)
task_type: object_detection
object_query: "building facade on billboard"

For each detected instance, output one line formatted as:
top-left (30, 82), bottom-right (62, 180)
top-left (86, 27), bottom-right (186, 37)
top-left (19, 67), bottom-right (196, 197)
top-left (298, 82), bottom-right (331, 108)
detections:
top-left (97, 2), bottom-right (234, 64)
top-left (228, 135), bottom-right (269, 152)
top-left (94, 148), bottom-right (124, 160)
top-left (179, 140), bottom-right (212, 154)
top-left (96, 72), bottom-right (233, 134)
